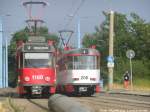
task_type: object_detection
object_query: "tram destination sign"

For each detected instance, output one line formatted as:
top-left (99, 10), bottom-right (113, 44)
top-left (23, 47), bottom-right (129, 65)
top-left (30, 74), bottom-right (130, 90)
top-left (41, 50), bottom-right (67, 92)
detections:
top-left (24, 44), bottom-right (51, 52)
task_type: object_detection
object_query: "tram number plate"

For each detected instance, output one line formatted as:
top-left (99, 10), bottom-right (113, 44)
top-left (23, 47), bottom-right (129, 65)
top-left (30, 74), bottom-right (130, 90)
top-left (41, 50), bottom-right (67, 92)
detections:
top-left (81, 76), bottom-right (88, 80)
top-left (32, 75), bottom-right (43, 80)
top-left (79, 87), bottom-right (87, 92)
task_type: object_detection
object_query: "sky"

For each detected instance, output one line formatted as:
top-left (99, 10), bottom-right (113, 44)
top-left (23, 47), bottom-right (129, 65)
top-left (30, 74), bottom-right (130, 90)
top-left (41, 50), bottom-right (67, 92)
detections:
top-left (0, 0), bottom-right (150, 47)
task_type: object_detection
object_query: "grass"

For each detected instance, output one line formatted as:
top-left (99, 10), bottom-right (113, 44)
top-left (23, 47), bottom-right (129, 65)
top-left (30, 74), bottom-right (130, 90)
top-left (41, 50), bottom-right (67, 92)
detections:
top-left (0, 97), bottom-right (25, 112)
top-left (8, 97), bottom-right (25, 112)
top-left (104, 78), bottom-right (150, 92)
top-left (133, 78), bottom-right (150, 91)
top-left (0, 102), bottom-right (7, 112)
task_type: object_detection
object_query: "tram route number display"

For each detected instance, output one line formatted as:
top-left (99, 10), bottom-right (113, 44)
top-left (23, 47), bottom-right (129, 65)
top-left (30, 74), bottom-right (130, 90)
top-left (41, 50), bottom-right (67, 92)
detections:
top-left (24, 44), bottom-right (51, 51)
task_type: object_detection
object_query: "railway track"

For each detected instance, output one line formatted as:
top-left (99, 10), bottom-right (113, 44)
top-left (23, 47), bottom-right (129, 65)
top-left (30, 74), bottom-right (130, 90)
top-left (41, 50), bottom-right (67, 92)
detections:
top-left (13, 98), bottom-right (50, 112)
top-left (73, 94), bottom-right (150, 112)
top-left (0, 88), bottom-right (149, 112)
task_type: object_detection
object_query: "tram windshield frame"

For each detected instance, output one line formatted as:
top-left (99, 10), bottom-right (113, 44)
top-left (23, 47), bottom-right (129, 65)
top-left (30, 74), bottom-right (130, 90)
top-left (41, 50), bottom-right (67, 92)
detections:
top-left (23, 52), bottom-right (54, 68)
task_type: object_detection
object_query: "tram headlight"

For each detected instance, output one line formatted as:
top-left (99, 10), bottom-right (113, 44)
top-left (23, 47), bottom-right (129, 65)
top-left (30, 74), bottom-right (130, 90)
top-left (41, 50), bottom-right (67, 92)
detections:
top-left (24, 76), bottom-right (30, 81)
top-left (90, 78), bottom-right (96, 81)
top-left (45, 76), bottom-right (50, 82)
top-left (73, 78), bottom-right (79, 81)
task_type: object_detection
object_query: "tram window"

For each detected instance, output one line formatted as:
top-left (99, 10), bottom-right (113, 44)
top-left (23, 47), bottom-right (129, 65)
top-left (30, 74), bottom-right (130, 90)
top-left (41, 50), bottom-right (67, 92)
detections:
top-left (97, 56), bottom-right (100, 69)
top-left (20, 53), bottom-right (23, 68)
top-left (72, 56), bottom-right (99, 69)
top-left (66, 56), bottom-right (73, 69)
top-left (57, 55), bottom-right (100, 70)
top-left (24, 53), bottom-right (54, 68)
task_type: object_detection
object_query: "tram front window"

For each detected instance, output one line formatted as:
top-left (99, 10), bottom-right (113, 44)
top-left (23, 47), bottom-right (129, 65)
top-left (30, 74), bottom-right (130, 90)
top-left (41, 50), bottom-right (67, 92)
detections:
top-left (24, 53), bottom-right (53, 68)
top-left (67, 56), bottom-right (99, 69)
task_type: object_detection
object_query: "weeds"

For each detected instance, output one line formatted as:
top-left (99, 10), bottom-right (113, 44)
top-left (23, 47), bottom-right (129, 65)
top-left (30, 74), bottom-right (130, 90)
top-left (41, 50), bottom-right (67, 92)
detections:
top-left (7, 97), bottom-right (25, 112)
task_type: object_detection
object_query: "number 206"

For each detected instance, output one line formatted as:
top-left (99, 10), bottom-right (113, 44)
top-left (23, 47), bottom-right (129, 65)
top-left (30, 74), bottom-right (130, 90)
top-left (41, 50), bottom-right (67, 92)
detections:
top-left (81, 76), bottom-right (88, 80)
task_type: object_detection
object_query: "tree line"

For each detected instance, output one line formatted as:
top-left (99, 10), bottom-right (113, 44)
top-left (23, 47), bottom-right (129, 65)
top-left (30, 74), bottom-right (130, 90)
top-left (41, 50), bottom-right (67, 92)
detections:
top-left (8, 12), bottom-right (150, 87)
top-left (82, 12), bottom-right (150, 85)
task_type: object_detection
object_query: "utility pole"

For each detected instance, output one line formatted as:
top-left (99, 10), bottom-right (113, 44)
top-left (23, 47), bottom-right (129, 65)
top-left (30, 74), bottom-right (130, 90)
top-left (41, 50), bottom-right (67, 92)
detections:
top-left (108, 11), bottom-right (114, 90)
top-left (0, 17), bottom-right (3, 88)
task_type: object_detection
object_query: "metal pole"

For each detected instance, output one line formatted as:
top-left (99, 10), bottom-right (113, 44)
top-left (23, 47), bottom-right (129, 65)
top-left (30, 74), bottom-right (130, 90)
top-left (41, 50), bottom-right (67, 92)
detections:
top-left (0, 17), bottom-right (3, 88)
top-left (77, 18), bottom-right (81, 48)
top-left (130, 58), bottom-right (133, 90)
top-left (108, 11), bottom-right (114, 90)
top-left (3, 45), bottom-right (6, 87)
top-left (6, 38), bottom-right (8, 87)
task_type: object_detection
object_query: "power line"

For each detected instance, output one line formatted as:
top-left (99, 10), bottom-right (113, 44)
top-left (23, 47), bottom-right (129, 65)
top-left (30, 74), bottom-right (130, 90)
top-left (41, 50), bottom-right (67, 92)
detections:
top-left (65, 0), bottom-right (85, 28)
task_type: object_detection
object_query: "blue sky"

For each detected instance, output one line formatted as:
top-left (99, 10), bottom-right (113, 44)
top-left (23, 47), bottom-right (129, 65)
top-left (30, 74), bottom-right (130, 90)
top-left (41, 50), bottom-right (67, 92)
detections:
top-left (0, 0), bottom-right (150, 46)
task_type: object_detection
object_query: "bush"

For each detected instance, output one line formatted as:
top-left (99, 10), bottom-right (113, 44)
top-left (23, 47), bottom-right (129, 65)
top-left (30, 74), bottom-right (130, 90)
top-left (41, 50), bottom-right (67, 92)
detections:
top-left (114, 57), bottom-right (150, 85)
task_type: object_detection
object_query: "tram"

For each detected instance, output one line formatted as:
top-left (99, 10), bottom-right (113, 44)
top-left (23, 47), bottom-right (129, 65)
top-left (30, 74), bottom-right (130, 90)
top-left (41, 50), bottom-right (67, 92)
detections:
top-left (16, 37), bottom-right (56, 97)
top-left (56, 48), bottom-right (100, 96)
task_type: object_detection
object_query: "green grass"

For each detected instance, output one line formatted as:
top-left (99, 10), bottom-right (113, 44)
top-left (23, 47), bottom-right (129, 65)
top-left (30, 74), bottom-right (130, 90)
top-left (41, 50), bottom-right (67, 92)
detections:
top-left (132, 78), bottom-right (150, 91)
top-left (105, 78), bottom-right (150, 91)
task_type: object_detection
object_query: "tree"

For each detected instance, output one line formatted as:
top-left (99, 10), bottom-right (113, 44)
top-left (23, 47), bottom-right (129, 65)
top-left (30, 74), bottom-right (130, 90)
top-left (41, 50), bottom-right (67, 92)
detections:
top-left (44, 33), bottom-right (60, 48)
top-left (82, 12), bottom-right (150, 84)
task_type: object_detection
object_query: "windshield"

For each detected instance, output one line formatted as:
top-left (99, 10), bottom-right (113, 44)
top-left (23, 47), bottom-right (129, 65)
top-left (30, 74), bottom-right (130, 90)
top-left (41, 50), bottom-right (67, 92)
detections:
top-left (24, 53), bottom-right (54, 68)
top-left (66, 56), bottom-right (100, 69)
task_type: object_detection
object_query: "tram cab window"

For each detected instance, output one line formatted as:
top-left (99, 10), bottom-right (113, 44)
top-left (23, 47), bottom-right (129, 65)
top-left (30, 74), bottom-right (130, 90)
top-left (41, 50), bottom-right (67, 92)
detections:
top-left (65, 56), bottom-right (100, 70)
top-left (24, 53), bottom-right (54, 68)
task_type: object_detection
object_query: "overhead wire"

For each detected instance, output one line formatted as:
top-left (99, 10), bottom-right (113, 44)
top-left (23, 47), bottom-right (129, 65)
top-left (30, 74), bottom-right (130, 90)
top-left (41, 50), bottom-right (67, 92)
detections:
top-left (65, 0), bottom-right (86, 28)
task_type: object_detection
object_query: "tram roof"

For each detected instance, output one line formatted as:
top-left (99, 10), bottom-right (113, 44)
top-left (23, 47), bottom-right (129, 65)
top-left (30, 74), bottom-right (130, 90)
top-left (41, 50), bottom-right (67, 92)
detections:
top-left (63, 48), bottom-right (100, 56)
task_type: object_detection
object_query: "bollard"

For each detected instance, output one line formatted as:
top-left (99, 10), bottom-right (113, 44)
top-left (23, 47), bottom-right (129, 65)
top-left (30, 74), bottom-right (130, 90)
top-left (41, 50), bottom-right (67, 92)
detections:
top-left (48, 94), bottom-right (94, 112)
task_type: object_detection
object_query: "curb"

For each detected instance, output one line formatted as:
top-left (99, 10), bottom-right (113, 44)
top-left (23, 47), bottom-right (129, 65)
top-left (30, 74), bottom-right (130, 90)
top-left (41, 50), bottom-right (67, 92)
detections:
top-left (109, 91), bottom-right (150, 97)
top-left (101, 90), bottom-right (150, 96)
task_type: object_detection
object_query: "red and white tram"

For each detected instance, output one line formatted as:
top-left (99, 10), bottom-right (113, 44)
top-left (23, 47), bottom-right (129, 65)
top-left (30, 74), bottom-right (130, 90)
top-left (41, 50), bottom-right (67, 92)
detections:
top-left (56, 48), bottom-right (100, 96)
top-left (16, 38), bottom-right (56, 97)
